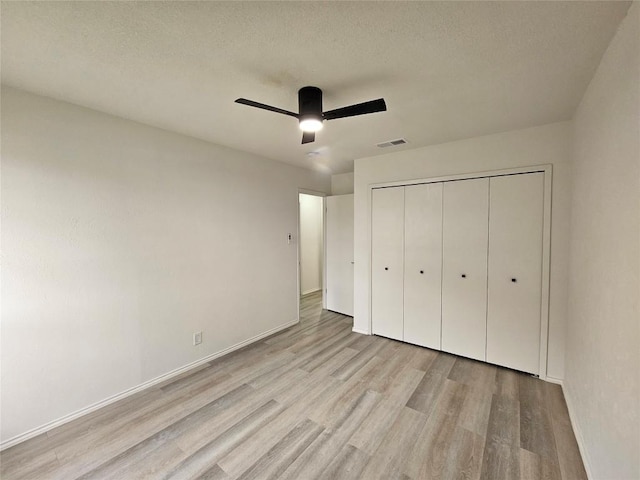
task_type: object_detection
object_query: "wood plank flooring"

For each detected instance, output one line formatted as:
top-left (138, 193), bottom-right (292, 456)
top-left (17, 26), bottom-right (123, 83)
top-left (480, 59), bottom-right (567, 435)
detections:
top-left (1, 291), bottom-right (587, 479)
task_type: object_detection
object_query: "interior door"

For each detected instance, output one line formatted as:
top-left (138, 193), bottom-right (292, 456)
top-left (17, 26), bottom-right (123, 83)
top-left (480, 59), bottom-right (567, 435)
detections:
top-left (371, 186), bottom-right (404, 341)
top-left (441, 178), bottom-right (489, 361)
top-left (403, 183), bottom-right (443, 349)
top-left (326, 194), bottom-right (354, 316)
top-left (487, 173), bottom-right (544, 374)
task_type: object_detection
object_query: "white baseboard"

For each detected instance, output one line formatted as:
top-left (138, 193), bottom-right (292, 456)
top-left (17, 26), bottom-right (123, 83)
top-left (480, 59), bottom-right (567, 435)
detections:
top-left (512, 373), bottom-right (591, 477)
top-left (0, 318), bottom-right (299, 451)
top-left (301, 288), bottom-right (321, 295)
top-left (545, 376), bottom-right (564, 385)
top-left (560, 382), bottom-right (593, 480)
top-left (352, 327), bottom-right (370, 335)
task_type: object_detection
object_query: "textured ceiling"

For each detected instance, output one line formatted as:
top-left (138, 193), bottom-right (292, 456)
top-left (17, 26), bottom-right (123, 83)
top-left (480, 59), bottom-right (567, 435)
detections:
top-left (1, 1), bottom-right (631, 174)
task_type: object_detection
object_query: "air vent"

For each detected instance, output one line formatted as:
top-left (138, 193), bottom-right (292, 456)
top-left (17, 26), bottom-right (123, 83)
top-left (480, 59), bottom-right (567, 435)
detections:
top-left (376, 138), bottom-right (408, 148)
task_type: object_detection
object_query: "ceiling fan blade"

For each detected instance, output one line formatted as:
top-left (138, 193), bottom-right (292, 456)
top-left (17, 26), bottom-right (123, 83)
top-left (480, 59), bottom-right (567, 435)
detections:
top-left (323, 98), bottom-right (387, 121)
top-left (301, 131), bottom-right (315, 144)
top-left (235, 98), bottom-right (298, 118)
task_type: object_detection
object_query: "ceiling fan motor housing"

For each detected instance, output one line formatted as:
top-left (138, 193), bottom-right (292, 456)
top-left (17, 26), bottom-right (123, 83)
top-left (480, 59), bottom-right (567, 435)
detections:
top-left (298, 86), bottom-right (323, 122)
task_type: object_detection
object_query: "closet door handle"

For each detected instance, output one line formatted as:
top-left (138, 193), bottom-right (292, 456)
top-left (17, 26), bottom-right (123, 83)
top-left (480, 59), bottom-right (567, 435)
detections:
top-left (461, 274), bottom-right (466, 278)
top-left (384, 267), bottom-right (389, 271)
top-left (511, 278), bottom-right (517, 283)
top-left (420, 270), bottom-right (424, 274)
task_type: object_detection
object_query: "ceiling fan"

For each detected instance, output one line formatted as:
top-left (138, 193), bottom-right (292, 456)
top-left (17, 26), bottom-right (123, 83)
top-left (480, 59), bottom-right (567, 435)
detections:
top-left (235, 86), bottom-right (387, 144)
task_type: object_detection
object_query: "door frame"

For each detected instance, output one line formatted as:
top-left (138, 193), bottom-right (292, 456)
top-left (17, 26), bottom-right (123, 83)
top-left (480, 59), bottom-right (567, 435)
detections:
top-left (297, 189), bottom-right (327, 322)
top-left (367, 164), bottom-right (553, 379)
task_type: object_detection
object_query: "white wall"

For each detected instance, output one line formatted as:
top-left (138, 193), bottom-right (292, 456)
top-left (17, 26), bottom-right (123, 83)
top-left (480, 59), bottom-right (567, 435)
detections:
top-left (565, 3), bottom-right (639, 479)
top-left (331, 172), bottom-right (354, 195)
top-left (353, 122), bottom-right (572, 379)
top-left (299, 193), bottom-right (323, 295)
top-left (0, 87), bottom-right (330, 444)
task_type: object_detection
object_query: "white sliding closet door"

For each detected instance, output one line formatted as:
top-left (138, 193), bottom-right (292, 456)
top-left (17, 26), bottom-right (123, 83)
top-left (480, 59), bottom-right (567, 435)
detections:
top-left (441, 178), bottom-right (489, 361)
top-left (371, 187), bottom-right (404, 341)
top-left (326, 194), bottom-right (354, 316)
top-left (404, 183), bottom-right (443, 349)
top-left (487, 173), bottom-right (544, 374)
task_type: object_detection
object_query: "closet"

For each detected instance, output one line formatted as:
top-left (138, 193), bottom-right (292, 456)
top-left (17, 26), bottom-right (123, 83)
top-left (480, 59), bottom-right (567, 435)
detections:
top-left (441, 178), bottom-right (489, 361)
top-left (486, 173), bottom-right (544, 374)
top-left (371, 187), bottom-right (405, 341)
top-left (404, 183), bottom-right (443, 350)
top-left (371, 183), bottom-right (443, 348)
top-left (371, 171), bottom-right (546, 375)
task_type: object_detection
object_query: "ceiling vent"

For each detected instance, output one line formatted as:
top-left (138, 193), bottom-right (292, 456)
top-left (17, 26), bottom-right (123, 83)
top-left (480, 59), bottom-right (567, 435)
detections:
top-left (376, 138), bottom-right (408, 148)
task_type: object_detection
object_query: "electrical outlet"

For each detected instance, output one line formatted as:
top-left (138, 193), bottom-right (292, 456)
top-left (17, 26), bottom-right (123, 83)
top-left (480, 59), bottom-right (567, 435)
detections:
top-left (193, 331), bottom-right (202, 346)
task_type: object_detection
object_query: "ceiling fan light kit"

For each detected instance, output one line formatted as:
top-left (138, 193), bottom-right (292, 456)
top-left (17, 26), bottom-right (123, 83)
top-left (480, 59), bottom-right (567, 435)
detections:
top-left (299, 119), bottom-right (323, 132)
top-left (235, 86), bottom-right (386, 144)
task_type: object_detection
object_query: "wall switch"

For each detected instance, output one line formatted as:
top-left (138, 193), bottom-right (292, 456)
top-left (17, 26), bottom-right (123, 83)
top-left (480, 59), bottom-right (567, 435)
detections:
top-left (193, 332), bottom-right (202, 345)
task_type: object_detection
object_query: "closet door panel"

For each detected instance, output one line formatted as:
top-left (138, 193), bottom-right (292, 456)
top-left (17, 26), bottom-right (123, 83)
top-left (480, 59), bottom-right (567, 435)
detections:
top-left (487, 173), bottom-right (544, 374)
top-left (404, 183), bottom-right (443, 349)
top-left (441, 178), bottom-right (489, 361)
top-left (371, 187), bottom-right (404, 341)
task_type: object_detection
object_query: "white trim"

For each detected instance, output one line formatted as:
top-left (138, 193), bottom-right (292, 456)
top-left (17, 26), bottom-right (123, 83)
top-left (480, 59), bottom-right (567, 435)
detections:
top-left (370, 164), bottom-right (549, 190)
top-left (296, 191), bottom-right (302, 321)
top-left (297, 189), bottom-right (327, 310)
top-left (298, 188), bottom-right (327, 197)
top-left (539, 166), bottom-right (553, 380)
top-left (352, 327), bottom-right (370, 335)
top-left (544, 376), bottom-right (591, 478)
top-left (0, 318), bottom-right (299, 451)
top-left (322, 196), bottom-right (327, 310)
top-left (545, 376), bottom-right (564, 385)
top-left (301, 287), bottom-right (322, 296)
top-left (562, 384), bottom-right (594, 480)
top-left (367, 165), bottom-right (553, 378)
top-left (366, 185), bottom-right (374, 336)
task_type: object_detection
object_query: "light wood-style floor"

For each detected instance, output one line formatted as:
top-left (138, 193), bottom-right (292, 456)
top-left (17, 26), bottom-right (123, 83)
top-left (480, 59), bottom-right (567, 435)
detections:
top-left (1, 291), bottom-right (587, 479)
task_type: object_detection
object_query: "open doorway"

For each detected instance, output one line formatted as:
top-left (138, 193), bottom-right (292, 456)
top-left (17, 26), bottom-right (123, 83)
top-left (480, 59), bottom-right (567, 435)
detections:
top-left (298, 192), bottom-right (325, 322)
